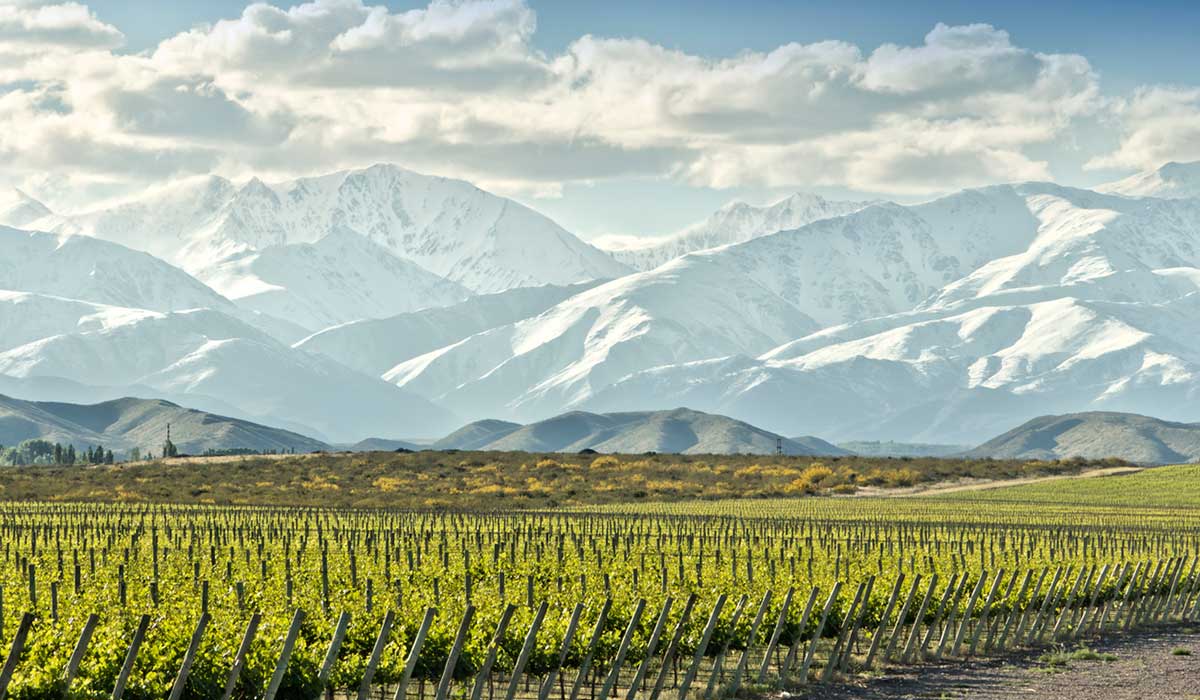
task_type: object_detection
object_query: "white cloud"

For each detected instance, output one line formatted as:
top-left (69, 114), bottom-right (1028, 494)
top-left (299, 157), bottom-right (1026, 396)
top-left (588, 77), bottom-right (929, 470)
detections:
top-left (0, 1), bottom-right (1128, 207)
top-left (0, 1), bottom-right (122, 50)
top-left (1087, 87), bottom-right (1200, 171)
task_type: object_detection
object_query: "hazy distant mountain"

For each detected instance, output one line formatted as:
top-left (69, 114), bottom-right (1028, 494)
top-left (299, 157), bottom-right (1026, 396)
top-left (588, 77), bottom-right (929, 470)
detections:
top-left (347, 437), bottom-right (423, 452)
top-left (1099, 161), bottom-right (1200, 199)
top-left (836, 441), bottom-right (971, 458)
top-left (436, 408), bottom-right (846, 455)
top-left (601, 192), bottom-right (874, 270)
top-left (965, 411), bottom-right (1200, 464)
top-left (0, 393), bottom-right (326, 456)
top-left (432, 419), bottom-right (523, 451)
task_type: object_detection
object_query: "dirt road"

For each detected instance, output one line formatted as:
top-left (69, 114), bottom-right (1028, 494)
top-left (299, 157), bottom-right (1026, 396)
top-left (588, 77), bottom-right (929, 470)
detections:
top-left (797, 623), bottom-right (1199, 699)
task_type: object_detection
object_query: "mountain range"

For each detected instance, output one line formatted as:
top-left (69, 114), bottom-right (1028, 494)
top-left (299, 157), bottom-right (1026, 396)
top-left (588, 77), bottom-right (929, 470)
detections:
top-left (1, 159), bottom-right (1198, 446)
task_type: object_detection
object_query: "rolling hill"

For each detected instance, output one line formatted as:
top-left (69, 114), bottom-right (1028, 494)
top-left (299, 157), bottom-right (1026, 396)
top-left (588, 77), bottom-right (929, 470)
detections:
top-left (0, 393), bottom-right (327, 456)
top-left (435, 408), bottom-right (847, 455)
top-left (965, 411), bottom-right (1200, 464)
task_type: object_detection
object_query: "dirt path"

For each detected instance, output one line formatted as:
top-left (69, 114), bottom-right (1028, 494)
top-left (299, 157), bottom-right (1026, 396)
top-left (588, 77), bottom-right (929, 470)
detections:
top-left (795, 623), bottom-right (1199, 699)
top-left (849, 466), bottom-right (1144, 498)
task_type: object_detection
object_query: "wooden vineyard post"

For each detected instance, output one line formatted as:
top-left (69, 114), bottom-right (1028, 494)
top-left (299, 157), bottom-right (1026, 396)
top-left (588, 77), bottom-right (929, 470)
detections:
top-left (1050, 565), bottom-right (1090, 641)
top-left (1131, 561), bottom-right (1163, 629)
top-left (541, 603), bottom-right (585, 700)
top-left (394, 607), bottom-right (437, 700)
top-left (221, 613), bottom-right (260, 700)
top-left (701, 595), bottom-right (746, 700)
top-left (823, 580), bottom-right (865, 681)
top-left (1013, 568), bottom-right (1051, 645)
top-left (676, 594), bottom-right (727, 700)
top-left (1174, 556), bottom-right (1200, 618)
top-left (648, 595), bottom-right (697, 700)
top-left (798, 582), bottom-right (841, 685)
top-left (626, 598), bottom-right (673, 700)
top-left (357, 611), bottom-right (396, 700)
top-left (265, 610), bottom-right (306, 700)
top-left (569, 599), bottom-right (612, 700)
top-left (112, 614), bottom-right (150, 700)
top-left (915, 574), bottom-right (957, 661)
top-left (967, 569), bottom-right (1005, 656)
top-left (437, 605), bottom-right (476, 700)
top-left (1024, 567), bottom-right (1064, 646)
top-left (0, 612), bottom-right (34, 700)
top-left (470, 604), bottom-right (517, 700)
top-left (868, 574), bottom-right (910, 668)
top-left (757, 587), bottom-right (794, 684)
top-left (834, 577), bottom-right (875, 675)
top-left (950, 571), bottom-right (987, 658)
top-left (729, 591), bottom-right (771, 697)
top-left (780, 588), bottom-right (818, 679)
top-left (934, 573), bottom-right (970, 660)
top-left (1119, 562), bottom-right (1145, 632)
top-left (994, 570), bottom-right (1034, 651)
top-left (1152, 559), bottom-right (1180, 624)
top-left (320, 612), bottom-right (353, 694)
top-left (598, 599), bottom-right (646, 700)
top-left (168, 612), bottom-right (211, 700)
top-left (505, 601), bottom-right (548, 700)
top-left (900, 575), bottom-right (938, 664)
top-left (1072, 565), bottom-right (1110, 641)
top-left (981, 571), bottom-right (1019, 654)
top-left (1093, 563), bottom-right (1130, 634)
top-left (63, 613), bottom-right (100, 695)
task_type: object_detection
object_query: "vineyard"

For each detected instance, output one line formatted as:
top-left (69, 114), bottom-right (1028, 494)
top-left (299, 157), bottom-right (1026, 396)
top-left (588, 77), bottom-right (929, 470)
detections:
top-left (0, 465), bottom-right (1197, 699)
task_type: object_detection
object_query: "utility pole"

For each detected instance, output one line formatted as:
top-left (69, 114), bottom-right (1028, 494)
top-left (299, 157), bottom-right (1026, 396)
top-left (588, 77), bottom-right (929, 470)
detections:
top-left (776, 436), bottom-right (783, 456)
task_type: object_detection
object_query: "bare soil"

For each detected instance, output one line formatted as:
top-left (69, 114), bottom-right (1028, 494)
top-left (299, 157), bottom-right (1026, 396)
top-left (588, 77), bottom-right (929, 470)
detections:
top-left (792, 623), bottom-right (1199, 699)
top-left (851, 466), bottom-right (1144, 498)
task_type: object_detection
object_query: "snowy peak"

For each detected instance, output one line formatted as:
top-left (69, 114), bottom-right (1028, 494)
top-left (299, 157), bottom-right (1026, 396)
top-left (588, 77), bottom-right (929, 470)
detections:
top-left (1098, 160), bottom-right (1200, 200)
top-left (197, 225), bottom-right (471, 331)
top-left (0, 189), bottom-right (54, 228)
top-left (602, 192), bottom-right (875, 270)
top-left (67, 163), bottom-right (631, 294)
top-left (0, 225), bottom-right (236, 314)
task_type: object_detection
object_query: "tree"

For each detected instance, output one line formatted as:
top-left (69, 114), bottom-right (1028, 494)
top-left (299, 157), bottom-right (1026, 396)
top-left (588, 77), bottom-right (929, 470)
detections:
top-left (66, 444), bottom-right (76, 465)
top-left (53, 443), bottom-right (63, 464)
top-left (162, 438), bottom-right (178, 459)
top-left (129, 447), bottom-right (141, 462)
top-left (104, 449), bottom-right (114, 465)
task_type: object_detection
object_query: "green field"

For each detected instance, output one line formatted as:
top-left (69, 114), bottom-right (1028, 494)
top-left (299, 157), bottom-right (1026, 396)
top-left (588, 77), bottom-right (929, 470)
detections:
top-left (0, 461), bottom-right (1193, 699)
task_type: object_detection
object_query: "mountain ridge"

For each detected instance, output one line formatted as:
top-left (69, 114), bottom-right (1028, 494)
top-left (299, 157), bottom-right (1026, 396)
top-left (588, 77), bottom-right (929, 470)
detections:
top-left (0, 393), bottom-right (327, 456)
top-left (965, 411), bottom-right (1200, 464)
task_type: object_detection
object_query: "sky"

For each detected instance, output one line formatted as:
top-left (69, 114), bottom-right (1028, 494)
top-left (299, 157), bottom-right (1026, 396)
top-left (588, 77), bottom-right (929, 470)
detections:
top-left (2, 0), bottom-right (1199, 240)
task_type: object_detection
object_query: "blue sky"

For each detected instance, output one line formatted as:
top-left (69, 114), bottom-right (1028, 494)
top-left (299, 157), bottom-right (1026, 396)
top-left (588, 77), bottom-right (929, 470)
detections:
top-left (85, 0), bottom-right (1200, 92)
top-left (6, 0), bottom-right (1200, 239)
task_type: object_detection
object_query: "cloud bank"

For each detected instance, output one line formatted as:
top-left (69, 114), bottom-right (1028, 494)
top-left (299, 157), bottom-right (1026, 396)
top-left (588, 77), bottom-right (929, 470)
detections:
top-left (0, 0), bottom-right (1190, 209)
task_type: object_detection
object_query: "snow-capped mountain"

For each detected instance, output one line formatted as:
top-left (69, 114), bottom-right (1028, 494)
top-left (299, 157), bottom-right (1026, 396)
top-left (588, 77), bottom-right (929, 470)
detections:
top-left (66, 163), bottom-right (630, 294)
top-left (4, 160), bottom-right (1200, 446)
top-left (599, 193), bottom-right (875, 270)
top-left (0, 190), bottom-right (65, 230)
top-left (1099, 161), bottom-right (1200, 199)
top-left (197, 227), bottom-right (470, 331)
top-left (384, 252), bottom-right (823, 421)
top-left (0, 306), bottom-right (458, 442)
top-left (297, 282), bottom-right (600, 376)
top-left (0, 226), bottom-right (237, 314)
top-left (582, 187), bottom-right (1200, 443)
top-left (386, 179), bottom-right (1200, 439)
